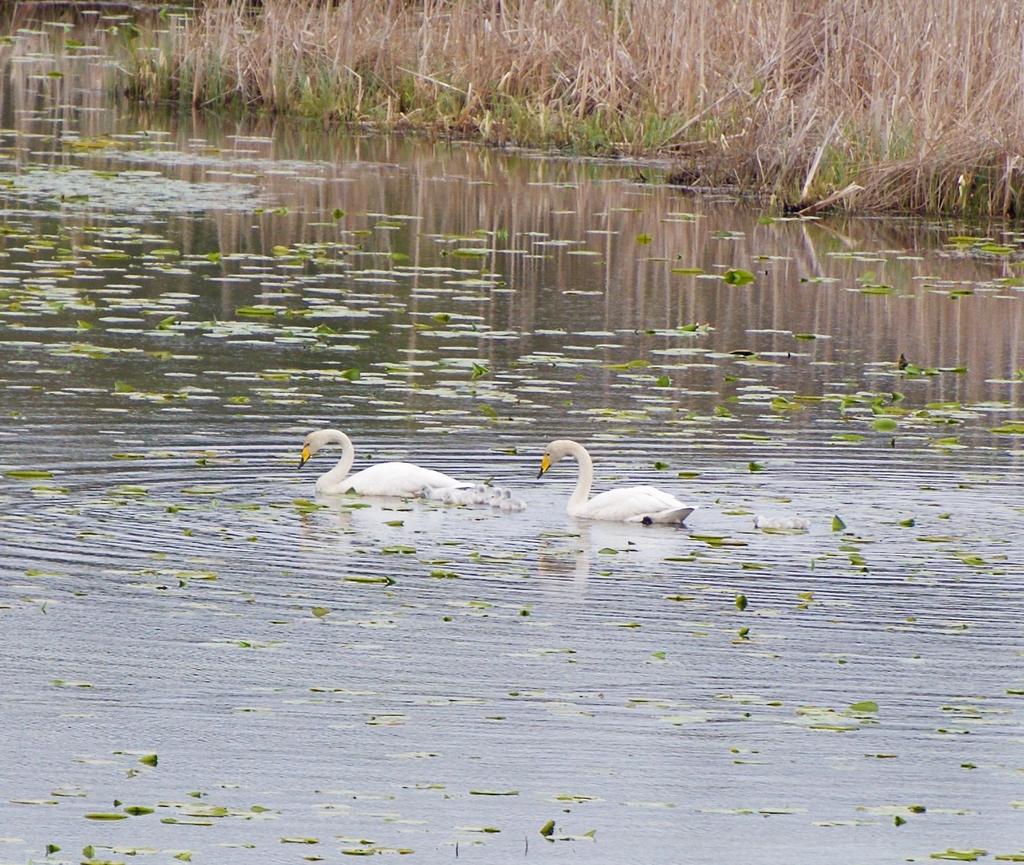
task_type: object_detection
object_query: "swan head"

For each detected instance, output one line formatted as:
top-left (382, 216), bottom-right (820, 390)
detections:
top-left (299, 428), bottom-right (346, 469)
top-left (537, 439), bottom-right (579, 478)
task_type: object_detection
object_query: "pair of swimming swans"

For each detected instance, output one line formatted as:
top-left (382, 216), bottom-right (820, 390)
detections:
top-left (300, 429), bottom-right (695, 525)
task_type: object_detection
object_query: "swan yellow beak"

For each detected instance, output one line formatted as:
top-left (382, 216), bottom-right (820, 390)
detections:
top-left (537, 453), bottom-right (551, 478)
top-left (298, 444), bottom-right (311, 469)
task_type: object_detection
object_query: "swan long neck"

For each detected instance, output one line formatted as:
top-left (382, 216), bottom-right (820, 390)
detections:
top-left (568, 441), bottom-right (593, 509)
top-left (318, 430), bottom-right (355, 489)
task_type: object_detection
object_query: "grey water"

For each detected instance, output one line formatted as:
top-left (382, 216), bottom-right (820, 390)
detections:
top-left (1, 17), bottom-right (1023, 865)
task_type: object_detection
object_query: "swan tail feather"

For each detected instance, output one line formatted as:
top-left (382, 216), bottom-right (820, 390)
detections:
top-left (639, 506), bottom-right (695, 525)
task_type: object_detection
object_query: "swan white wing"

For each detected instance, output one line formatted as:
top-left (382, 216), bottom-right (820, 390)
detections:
top-left (319, 462), bottom-right (461, 497)
top-left (570, 485), bottom-right (693, 522)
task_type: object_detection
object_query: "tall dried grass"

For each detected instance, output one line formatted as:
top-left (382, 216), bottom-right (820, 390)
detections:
top-left (121, 0), bottom-right (1024, 214)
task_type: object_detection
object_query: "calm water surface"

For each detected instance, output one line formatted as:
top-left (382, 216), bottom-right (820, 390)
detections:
top-left (1, 19), bottom-right (1023, 865)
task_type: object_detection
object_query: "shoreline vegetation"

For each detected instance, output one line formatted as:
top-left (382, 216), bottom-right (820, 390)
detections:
top-left (11, 0), bottom-right (1024, 216)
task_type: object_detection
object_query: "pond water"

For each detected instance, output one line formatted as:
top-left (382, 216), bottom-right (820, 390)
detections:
top-left (1, 18), bottom-right (1023, 865)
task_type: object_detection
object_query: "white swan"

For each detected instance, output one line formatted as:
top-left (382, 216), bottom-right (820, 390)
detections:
top-left (537, 439), bottom-right (695, 525)
top-left (300, 428), bottom-right (465, 497)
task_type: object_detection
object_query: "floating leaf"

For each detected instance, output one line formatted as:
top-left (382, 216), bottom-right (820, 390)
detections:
top-left (832, 433), bottom-right (865, 443)
top-left (235, 305), bottom-right (278, 317)
top-left (930, 850), bottom-right (988, 862)
top-left (991, 421), bottom-right (1024, 435)
top-left (723, 268), bottom-right (755, 285)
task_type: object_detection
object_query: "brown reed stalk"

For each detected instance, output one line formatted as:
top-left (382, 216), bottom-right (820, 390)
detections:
top-left (119, 0), bottom-right (1024, 214)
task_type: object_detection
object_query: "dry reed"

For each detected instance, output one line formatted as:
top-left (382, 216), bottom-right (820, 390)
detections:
top-left (116, 0), bottom-right (1024, 214)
